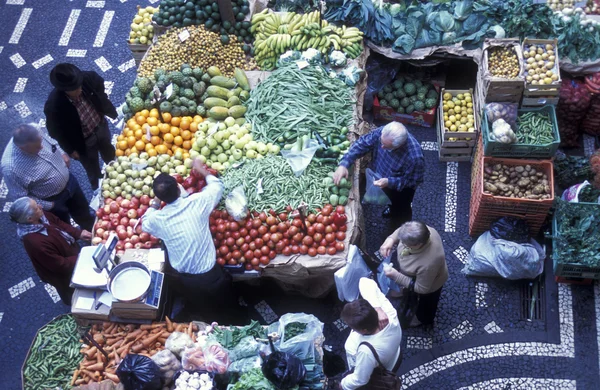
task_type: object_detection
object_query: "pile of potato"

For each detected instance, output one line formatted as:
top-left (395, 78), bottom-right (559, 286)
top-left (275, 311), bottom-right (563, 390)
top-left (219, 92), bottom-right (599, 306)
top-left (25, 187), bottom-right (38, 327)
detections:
top-left (488, 47), bottom-right (521, 78)
top-left (523, 44), bottom-right (558, 85)
top-left (139, 25), bottom-right (256, 77)
top-left (483, 162), bottom-right (552, 200)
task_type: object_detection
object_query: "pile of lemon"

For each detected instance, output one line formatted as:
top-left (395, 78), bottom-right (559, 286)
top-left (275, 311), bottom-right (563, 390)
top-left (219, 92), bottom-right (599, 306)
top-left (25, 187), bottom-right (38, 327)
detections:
top-left (442, 91), bottom-right (475, 141)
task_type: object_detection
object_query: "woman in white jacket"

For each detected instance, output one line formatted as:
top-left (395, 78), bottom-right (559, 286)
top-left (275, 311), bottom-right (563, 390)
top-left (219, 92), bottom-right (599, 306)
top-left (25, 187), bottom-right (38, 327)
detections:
top-left (340, 278), bottom-right (403, 389)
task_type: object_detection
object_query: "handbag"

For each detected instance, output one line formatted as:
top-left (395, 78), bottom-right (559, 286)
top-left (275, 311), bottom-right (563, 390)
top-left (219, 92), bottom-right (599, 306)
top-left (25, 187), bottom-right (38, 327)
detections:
top-left (398, 279), bottom-right (418, 328)
top-left (356, 342), bottom-right (402, 390)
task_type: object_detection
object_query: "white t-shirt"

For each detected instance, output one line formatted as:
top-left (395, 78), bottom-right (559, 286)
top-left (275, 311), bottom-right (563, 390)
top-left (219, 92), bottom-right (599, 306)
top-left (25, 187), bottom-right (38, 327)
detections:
top-left (341, 278), bottom-right (402, 389)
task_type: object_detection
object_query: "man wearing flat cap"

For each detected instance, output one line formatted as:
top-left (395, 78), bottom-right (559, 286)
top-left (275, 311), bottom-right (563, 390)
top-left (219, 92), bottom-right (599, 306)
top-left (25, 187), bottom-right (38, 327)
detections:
top-left (44, 63), bottom-right (118, 190)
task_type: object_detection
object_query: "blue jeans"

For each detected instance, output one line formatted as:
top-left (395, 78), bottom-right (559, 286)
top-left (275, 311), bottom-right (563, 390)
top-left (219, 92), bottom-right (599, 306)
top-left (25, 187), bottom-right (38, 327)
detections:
top-left (45, 174), bottom-right (94, 231)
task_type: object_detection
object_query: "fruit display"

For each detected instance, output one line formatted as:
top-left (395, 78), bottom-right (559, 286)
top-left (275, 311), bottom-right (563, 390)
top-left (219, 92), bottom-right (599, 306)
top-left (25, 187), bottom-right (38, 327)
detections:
top-left (377, 76), bottom-right (439, 114)
top-left (523, 43), bottom-right (559, 85)
top-left (210, 204), bottom-right (348, 270)
top-left (441, 90), bottom-right (476, 141)
top-left (152, 0), bottom-right (252, 46)
top-left (129, 5), bottom-right (159, 45)
top-left (117, 109), bottom-right (202, 157)
top-left (138, 25), bottom-right (256, 77)
top-left (251, 10), bottom-right (364, 70)
top-left (487, 46), bottom-right (521, 78)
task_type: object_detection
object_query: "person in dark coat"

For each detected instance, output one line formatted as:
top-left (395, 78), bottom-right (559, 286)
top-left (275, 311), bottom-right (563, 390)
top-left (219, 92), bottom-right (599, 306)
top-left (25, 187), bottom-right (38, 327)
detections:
top-left (9, 197), bottom-right (92, 305)
top-left (44, 63), bottom-right (118, 190)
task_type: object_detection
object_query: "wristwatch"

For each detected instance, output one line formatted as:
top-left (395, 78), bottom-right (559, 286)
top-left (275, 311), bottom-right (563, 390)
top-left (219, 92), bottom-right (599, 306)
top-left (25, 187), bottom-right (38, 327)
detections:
top-left (150, 200), bottom-right (161, 209)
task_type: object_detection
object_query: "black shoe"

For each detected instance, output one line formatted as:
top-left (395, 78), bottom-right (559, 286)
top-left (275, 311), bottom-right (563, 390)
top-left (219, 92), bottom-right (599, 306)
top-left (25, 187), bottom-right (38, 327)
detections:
top-left (382, 206), bottom-right (392, 218)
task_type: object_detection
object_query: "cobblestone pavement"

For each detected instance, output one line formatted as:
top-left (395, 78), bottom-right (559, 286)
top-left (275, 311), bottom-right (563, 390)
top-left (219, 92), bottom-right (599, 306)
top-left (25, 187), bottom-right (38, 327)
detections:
top-left (0, 1), bottom-right (599, 389)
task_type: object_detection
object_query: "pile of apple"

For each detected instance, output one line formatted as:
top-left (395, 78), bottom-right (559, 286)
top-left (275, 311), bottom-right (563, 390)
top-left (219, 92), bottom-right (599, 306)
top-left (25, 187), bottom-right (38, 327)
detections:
top-left (129, 5), bottom-right (158, 45)
top-left (210, 204), bottom-right (348, 271)
top-left (92, 196), bottom-right (159, 254)
top-left (190, 119), bottom-right (280, 173)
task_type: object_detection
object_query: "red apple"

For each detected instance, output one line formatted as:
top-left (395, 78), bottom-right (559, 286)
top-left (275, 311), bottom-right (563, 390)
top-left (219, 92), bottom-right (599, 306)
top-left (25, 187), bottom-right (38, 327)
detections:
top-left (102, 215), bottom-right (110, 221)
top-left (130, 235), bottom-right (140, 244)
top-left (120, 217), bottom-right (129, 226)
top-left (139, 232), bottom-right (150, 242)
top-left (130, 197), bottom-right (140, 208)
top-left (137, 208), bottom-right (145, 217)
top-left (96, 228), bottom-right (105, 237)
top-left (121, 199), bottom-right (131, 209)
top-left (116, 196), bottom-right (123, 203)
top-left (111, 218), bottom-right (120, 229)
top-left (96, 209), bottom-right (104, 218)
top-left (109, 202), bottom-right (119, 213)
top-left (104, 204), bottom-right (111, 215)
top-left (171, 174), bottom-right (184, 184)
top-left (117, 230), bottom-right (128, 240)
top-left (92, 237), bottom-right (102, 245)
top-left (140, 195), bottom-right (151, 206)
top-left (143, 241), bottom-right (153, 249)
top-left (124, 242), bottom-right (134, 249)
top-left (127, 209), bottom-right (138, 219)
top-left (116, 240), bottom-right (124, 250)
top-left (119, 208), bottom-right (128, 218)
top-left (102, 231), bottom-right (110, 240)
top-left (135, 224), bottom-right (143, 234)
top-left (129, 218), bottom-right (138, 227)
top-left (135, 242), bottom-right (143, 249)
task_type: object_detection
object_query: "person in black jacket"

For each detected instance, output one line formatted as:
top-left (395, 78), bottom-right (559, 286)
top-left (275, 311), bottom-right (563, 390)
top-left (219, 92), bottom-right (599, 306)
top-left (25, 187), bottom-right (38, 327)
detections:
top-left (44, 63), bottom-right (118, 190)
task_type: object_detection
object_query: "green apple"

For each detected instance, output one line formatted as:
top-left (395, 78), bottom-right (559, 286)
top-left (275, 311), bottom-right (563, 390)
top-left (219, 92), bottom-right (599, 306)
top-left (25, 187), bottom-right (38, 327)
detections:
top-left (139, 152), bottom-right (149, 160)
top-left (147, 156), bottom-right (157, 166)
top-left (175, 165), bottom-right (187, 175)
top-left (130, 170), bottom-right (140, 179)
top-left (200, 146), bottom-right (211, 156)
top-left (139, 169), bottom-right (148, 178)
top-left (217, 153), bottom-right (228, 163)
top-left (214, 131), bottom-right (224, 143)
top-left (114, 186), bottom-right (122, 195)
top-left (223, 161), bottom-right (231, 170)
top-left (221, 140), bottom-right (231, 150)
top-left (196, 137), bottom-right (206, 147)
top-left (109, 171), bottom-right (118, 179)
top-left (143, 176), bottom-right (153, 185)
top-left (234, 139), bottom-right (246, 149)
top-left (116, 166), bottom-right (123, 174)
top-left (146, 167), bottom-right (155, 176)
top-left (189, 150), bottom-right (199, 159)
top-left (232, 148), bottom-right (243, 160)
top-left (207, 138), bottom-right (218, 149)
top-left (246, 149), bottom-right (258, 159)
top-left (268, 144), bottom-right (281, 154)
top-left (224, 117), bottom-right (236, 127)
top-left (174, 150), bottom-right (183, 161)
top-left (210, 154), bottom-right (218, 162)
top-left (199, 122), bottom-right (209, 132)
top-left (218, 122), bottom-right (227, 131)
top-left (192, 143), bottom-right (201, 152)
top-left (228, 134), bottom-right (239, 143)
top-left (214, 145), bottom-right (224, 155)
top-left (256, 142), bottom-right (268, 155)
top-left (228, 155), bottom-right (236, 163)
top-left (134, 181), bottom-right (144, 190)
top-left (244, 141), bottom-right (258, 151)
top-left (184, 158), bottom-right (193, 168)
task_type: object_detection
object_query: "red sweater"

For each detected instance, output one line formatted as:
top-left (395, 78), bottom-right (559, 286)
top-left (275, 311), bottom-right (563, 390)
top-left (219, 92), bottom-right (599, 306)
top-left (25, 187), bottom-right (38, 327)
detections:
top-left (22, 211), bottom-right (81, 289)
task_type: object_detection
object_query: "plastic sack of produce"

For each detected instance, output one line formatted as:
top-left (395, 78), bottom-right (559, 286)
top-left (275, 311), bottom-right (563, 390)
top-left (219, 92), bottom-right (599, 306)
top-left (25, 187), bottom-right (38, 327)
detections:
top-left (562, 181), bottom-right (600, 204)
top-left (262, 351), bottom-right (307, 390)
top-left (202, 341), bottom-right (230, 374)
top-left (489, 217), bottom-right (530, 244)
top-left (557, 77), bottom-right (592, 146)
top-left (150, 349), bottom-right (182, 385)
top-left (225, 186), bottom-right (249, 221)
top-left (364, 55), bottom-right (402, 111)
top-left (463, 232), bottom-right (545, 279)
top-left (165, 332), bottom-right (194, 358)
top-left (581, 94), bottom-right (600, 136)
top-left (484, 103), bottom-right (518, 131)
top-left (278, 313), bottom-right (324, 361)
top-left (174, 371), bottom-right (214, 390)
top-left (72, 380), bottom-right (125, 390)
top-left (181, 346), bottom-right (206, 371)
top-left (228, 336), bottom-right (261, 361)
top-left (363, 168), bottom-right (391, 205)
top-left (334, 245), bottom-right (372, 302)
top-left (116, 354), bottom-right (163, 390)
top-left (280, 139), bottom-right (320, 176)
top-left (227, 355), bottom-right (263, 373)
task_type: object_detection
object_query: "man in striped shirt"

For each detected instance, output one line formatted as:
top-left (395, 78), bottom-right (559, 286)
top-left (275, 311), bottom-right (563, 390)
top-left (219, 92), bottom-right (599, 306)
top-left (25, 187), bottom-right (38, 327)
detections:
top-left (1, 124), bottom-right (94, 231)
top-left (142, 159), bottom-right (239, 322)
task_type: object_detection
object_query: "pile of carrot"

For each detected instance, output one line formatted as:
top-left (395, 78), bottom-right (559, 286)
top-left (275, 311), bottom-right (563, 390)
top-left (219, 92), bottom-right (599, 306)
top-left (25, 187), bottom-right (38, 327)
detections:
top-left (71, 317), bottom-right (198, 386)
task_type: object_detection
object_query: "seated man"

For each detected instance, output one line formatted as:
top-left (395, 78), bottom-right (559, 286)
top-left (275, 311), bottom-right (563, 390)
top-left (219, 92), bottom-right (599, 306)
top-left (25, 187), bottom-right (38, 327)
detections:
top-left (9, 197), bottom-right (92, 305)
top-left (340, 278), bottom-right (402, 389)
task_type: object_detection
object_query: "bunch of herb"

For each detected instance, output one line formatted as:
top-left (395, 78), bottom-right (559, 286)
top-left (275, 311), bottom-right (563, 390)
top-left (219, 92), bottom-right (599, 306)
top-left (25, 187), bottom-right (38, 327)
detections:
top-left (209, 320), bottom-right (266, 349)
top-left (554, 199), bottom-right (600, 266)
top-left (553, 13), bottom-right (600, 63)
top-left (283, 322), bottom-right (308, 342)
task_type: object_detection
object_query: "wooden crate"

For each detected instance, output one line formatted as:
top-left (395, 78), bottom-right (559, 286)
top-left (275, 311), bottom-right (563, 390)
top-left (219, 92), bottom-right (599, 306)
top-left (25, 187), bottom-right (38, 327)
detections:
top-left (521, 38), bottom-right (561, 106)
top-left (437, 88), bottom-right (478, 162)
top-left (479, 39), bottom-right (525, 104)
top-left (128, 42), bottom-right (149, 67)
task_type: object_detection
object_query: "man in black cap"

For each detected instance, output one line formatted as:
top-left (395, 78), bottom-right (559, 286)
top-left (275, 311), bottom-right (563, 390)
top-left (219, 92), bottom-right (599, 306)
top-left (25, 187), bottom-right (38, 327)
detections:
top-left (44, 63), bottom-right (118, 190)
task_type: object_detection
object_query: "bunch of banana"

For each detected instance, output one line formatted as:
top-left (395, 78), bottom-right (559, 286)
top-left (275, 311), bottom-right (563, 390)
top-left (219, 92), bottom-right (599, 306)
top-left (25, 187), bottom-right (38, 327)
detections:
top-left (250, 9), bottom-right (364, 70)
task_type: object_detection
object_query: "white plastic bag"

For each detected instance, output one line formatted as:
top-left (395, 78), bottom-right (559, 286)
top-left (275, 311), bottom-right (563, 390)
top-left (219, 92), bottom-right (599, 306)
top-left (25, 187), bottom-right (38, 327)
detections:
top-left (277, 313), bottom-right (324, 361)
top-left (280, 139), bottom-right (320, 176)
top-left (377, 257), bottom-right (401, 295)
top-left (225, 186), bottom-right (249, 221)
top-left (363, 168), bottom-right (391, 205)
top-left (562, 180), bottom-right (600, 203)
top-left (151, 349), bottom-right (182, 385)
top-left (334, 245), bottom-right (372, 302)
top-left (463, 231), bottom-right (545, 279)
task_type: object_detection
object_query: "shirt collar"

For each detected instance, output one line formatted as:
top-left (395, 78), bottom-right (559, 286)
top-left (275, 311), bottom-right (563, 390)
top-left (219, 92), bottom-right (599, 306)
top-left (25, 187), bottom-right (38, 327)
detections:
top-left (400, 239), bottom-right (430, 256)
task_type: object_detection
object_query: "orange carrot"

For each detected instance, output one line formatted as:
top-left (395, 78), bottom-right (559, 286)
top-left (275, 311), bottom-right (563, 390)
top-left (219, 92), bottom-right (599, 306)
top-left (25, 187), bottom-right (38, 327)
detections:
top-left (70, 369), bottom-right (80, 386)
top-left (105, 372), bottom-right (120, 383)
top-left (131, 331), bottom-right (162, 353)
top-left (83, 346), bottom-right (97, 360)
top-left (165, 316), bottom-right (174, 332)
top-left (158, 337), bottom-right (168, 344)
top-left (81, 369), bottom-right (96, 380)
top-left (124, 329), bottom-right (143, 341)
top-left (74, 378), bottom-right (85, 385)
top-left (188, 321), bottom-right (194, 338)
top-left (86, 362), bottom-right (104, 371)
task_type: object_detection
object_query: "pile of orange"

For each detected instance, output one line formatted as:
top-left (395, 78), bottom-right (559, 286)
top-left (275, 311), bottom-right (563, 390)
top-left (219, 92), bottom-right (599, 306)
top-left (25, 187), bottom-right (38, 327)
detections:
top-left (116, 108), bottom-right (204, 157)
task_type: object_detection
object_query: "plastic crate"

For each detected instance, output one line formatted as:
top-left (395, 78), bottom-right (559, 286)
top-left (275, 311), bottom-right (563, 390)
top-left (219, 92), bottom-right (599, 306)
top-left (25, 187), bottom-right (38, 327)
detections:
top-left (469, 200), bottom-right (547, 237)
top-left (481, 105), bottom-right (560, 159)
top-left (472, 155), bottom-right (555, 215)
top-left (554, 276), bottom-right (594, 285)
top-left (552, 208), bottom-right (600, 280)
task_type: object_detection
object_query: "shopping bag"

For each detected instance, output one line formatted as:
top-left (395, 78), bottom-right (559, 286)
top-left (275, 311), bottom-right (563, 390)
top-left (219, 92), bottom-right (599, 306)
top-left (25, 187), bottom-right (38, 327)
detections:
top-left (363, 168), bottom-right (391, 205)
top-left (334, 245), bottom-right (372, 302)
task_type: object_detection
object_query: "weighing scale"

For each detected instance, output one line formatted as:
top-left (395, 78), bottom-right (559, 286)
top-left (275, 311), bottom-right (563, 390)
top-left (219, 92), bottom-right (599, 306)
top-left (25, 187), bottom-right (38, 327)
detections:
top-left (110, 270), bottom-right (165, 320)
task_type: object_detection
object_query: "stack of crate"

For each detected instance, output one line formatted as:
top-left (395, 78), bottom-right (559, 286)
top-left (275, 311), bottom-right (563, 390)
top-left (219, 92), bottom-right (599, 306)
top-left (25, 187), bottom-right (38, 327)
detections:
top-left (436, 88), bottom-right (480, 162)
top-left (521, 38), bottom-right (561, 108)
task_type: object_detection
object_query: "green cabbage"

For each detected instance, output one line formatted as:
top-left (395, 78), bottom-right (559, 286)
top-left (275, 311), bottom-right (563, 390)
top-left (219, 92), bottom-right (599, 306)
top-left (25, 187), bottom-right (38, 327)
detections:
top-left (453, 0), bottom-right (474, 21)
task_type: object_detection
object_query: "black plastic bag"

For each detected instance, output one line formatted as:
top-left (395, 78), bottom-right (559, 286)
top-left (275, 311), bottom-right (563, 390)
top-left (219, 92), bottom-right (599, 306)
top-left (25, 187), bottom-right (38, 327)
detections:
top-left (364, 54), bottom-right (402, 111)
top-left (262, 351), bottom-right (306, 389)
top-left (489, 217), bottom-right (530, 244)
top-left (117, 354), bottom-right (163, 390)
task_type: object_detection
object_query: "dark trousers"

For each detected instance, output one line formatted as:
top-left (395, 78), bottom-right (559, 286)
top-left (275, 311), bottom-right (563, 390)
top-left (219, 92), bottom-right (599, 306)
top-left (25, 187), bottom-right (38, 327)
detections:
top-left (416, 286), bottom-right (443, 325)
top-left (45, 173), bottom-right (94, 231)
top-left (80, 119), bottom-right (115, 190)
top-left (382, 187), bottom-right (416, 225)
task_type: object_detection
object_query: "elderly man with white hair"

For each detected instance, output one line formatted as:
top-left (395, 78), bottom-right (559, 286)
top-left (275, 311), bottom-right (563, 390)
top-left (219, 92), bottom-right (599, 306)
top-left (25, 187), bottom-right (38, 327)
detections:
top-left (1, 123), bottom-right (94, 230)
top-left (333, 121), bottom-right (425, 221)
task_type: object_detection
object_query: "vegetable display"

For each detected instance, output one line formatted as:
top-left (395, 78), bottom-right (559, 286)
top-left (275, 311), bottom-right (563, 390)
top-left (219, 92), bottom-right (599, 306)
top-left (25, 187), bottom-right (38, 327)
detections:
top-left (175, 371), bottom-right (214, 390)
top-left (554, 199), bottom-right (600, 266)
top-left (129, 6), bottom-right (159, 45)
top-left (487, 46), bottom-right (520, 78)
top-left (523, 43), bottom-right (558, 86)
top-left (245, 63), bottom-right (353, 150)
top-left (138, 25), bottom-right (256, 77)
top-left (251, 10), bottom-right (364, 70)
top-left (483, 162), bottom-right (552, 199)
top-left (515, 111), bottom-right (555, 144)
top-left (553, 7), bottom-right (600, 63)
top-left (208, 320), bottom-right (266, 349)
top-left (553, 152), bottom-right (593, 189)
top-left (230, 368), bottom-right (277, 390)
top-left (23, 315), bottom-right (83, 390)
top-left (377, 75), bottom-right (439, 114)
top-left (480, 0), bottom-right (556, 41)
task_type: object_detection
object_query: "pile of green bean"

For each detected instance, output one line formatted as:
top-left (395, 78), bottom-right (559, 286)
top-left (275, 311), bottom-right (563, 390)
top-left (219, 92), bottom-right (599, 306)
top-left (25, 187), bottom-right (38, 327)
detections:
top-left (221, 156), bottom-right (332, 212)
top-left (516, 111), bottom-right (556, 145)
top-left (23, 315), bottom-right (83, 389)
top-left (244, 64), bottom-right (354, 144)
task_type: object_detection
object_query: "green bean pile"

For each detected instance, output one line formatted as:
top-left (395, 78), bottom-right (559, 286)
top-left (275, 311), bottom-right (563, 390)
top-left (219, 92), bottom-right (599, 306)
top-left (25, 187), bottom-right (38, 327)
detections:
top-left (245, 64), bottom-right (354, 144)
top-left (23, 315), bottom-right (82, 390)
top-left (516, 111), bottom-right (555, 145)
top-left (221, 156), bottom-right (332, 212)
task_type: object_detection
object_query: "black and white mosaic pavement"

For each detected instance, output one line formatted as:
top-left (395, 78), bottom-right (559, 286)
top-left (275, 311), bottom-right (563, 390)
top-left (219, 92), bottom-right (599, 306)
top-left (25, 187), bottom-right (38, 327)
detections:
top-left (1, 1), bottom-right (599, 389)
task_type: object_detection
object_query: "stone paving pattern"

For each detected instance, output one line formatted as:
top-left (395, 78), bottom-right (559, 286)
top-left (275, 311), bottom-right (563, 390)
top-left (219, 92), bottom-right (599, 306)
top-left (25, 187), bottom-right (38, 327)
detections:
top-left (0, 1), bottom-right (599, 389)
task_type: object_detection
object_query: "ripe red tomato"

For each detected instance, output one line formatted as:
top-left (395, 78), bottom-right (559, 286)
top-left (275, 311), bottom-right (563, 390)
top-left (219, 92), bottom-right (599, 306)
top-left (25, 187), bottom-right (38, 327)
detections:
top-left (317, 246), bottom-right (327, 255)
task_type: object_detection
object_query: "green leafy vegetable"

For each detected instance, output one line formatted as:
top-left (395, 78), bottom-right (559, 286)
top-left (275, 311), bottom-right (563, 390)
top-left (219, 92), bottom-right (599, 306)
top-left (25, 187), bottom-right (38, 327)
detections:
top-left (554, 199), bottom-right (600, 267)
top-left (453, 0), bottom-right (474, 21)
top-left (209, 320), bottom-right (266, 349)
top-left (231, 368), bottom-right (277, 390)
top-left (283, 322), bottom-right (308, 342)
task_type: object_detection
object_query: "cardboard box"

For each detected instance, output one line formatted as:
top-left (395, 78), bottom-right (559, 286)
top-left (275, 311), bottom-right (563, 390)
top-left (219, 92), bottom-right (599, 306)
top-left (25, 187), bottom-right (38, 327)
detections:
top-left (373, 95), bottom-right (437, 128)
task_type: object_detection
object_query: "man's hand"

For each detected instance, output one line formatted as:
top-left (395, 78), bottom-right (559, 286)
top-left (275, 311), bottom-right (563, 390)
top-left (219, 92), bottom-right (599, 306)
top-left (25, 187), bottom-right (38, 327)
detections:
top-left (332, 165), bottom-right (348, 185)
top-left (379, 236), bottom-right (396, 258)
top-left (70, 151), bottom-right (80, 160)
top-left (375, 307), bottom-right (389, 331)
top-left (373, 177), bottom-right (388, 188)
top-left (193, 158), bottom-right (211, 178)
top-left (62, 154), bottom-right (71, 168)
top-left (80, 230), bottom-right (92, 240)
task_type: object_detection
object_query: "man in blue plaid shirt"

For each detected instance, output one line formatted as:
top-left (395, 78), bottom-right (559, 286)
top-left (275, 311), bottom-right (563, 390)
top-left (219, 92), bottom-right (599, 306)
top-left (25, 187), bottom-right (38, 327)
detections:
top-left (333, 122), bottom-right (424, 222)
